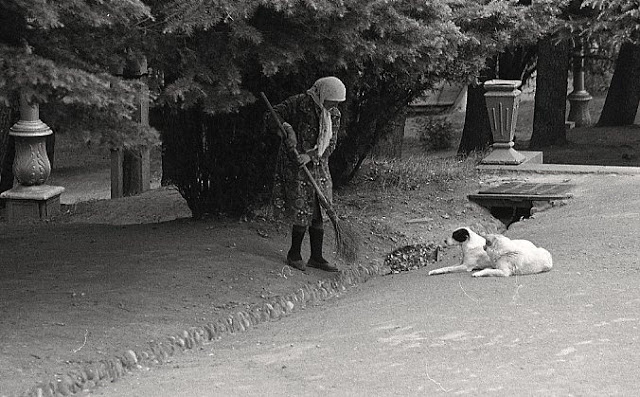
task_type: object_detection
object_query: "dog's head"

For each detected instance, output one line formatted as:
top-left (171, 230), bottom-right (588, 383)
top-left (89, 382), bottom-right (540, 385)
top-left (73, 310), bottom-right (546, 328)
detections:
top-left (446, 227), bottom-right (485, 248)
top-left (483, 234), bottom-right (510, 248)
top-left (451, 227), bottom-right (470, 243)
top-left (445, 227), bottom-right (470, 245)
top-left (483, 234), bottom-right (513, 260)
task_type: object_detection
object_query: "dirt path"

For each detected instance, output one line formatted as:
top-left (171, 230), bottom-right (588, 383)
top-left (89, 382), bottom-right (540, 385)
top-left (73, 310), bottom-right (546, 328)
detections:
top-left (0, 152), bottom-right (504, 397)
top-left (89, 173), bottom-right (640, 397)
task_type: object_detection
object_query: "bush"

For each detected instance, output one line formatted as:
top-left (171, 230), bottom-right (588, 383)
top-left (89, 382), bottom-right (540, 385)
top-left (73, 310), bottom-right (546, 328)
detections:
top-left (151, 104), bottom-right (279, 219)
top-left (417, 116), bottom-right (455, 152)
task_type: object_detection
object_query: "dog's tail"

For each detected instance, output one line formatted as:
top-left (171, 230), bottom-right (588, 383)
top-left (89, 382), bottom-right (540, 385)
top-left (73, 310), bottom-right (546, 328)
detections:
top-left (539, 248), bottom-right (553, 272)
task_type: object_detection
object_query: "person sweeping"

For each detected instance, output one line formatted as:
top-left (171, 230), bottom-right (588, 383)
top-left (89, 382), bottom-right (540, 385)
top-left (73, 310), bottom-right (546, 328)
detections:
top-left (264, 76), bottom-right (347, 272)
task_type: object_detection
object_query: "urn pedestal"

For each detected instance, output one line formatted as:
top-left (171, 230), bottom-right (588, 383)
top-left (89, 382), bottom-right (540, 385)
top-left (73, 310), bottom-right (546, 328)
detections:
top-left (480, 79), bottom-right (526, 165)
top-left (567, 43), bottom-right (592, 127)
top-left (0, 95), bottom-right (64, 222)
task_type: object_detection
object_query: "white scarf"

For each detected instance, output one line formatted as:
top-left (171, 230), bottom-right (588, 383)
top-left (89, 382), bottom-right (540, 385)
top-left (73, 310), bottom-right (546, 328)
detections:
top-left (306, 77), bottom-right (346, 156)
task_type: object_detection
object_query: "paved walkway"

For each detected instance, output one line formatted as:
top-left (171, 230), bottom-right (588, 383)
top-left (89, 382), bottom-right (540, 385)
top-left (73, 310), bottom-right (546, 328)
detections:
top-left (90, 171), bottom-right (640, 396)
top-left (48, 168), bottom-right (161, 205)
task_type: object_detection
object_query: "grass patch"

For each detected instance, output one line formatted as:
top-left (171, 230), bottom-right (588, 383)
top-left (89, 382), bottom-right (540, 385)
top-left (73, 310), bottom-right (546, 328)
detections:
top-left (356, 152), bottom-right (483, 192)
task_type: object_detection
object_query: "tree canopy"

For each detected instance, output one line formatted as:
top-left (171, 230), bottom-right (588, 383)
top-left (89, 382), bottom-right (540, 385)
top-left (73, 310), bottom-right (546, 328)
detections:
top-left (580, 0), bottom-right (640, 44)
top-left (0, 0), bottom-right (156, 148)
top-left (0, 0), bottom-right (587, 215)
top-left (1, 1), bottom-right (563, 143)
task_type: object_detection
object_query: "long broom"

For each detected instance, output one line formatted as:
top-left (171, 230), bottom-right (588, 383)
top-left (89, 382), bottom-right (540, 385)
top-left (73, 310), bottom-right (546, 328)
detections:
top-left (260, 92), bottom-right (359, 263)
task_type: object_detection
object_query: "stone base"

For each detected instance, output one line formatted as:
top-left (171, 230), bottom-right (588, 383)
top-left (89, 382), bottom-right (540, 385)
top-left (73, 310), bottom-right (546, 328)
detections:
top-left (567, 91), bottom-right (592, 127)
top-left (0, 185), bottom-right (65, 223)
top-left (520, 150), bottom-right (544, 164)
top-left (476, 151), bottom-right (544, 173)
top-left (481, 147), bottom-right (527, 165)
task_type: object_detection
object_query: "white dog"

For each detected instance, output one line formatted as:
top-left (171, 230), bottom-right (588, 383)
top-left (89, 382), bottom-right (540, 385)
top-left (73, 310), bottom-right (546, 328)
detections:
top-left (471, 234), bottom-right (553, 277)
top-left (428, 227), bottom-right (492, 275)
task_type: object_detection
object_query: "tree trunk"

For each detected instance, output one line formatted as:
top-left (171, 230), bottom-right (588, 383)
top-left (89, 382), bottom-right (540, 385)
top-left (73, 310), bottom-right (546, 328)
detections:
top-left (0, 105), bottom-right (12, 167)
top-left (457, 84), bottom-right (493, 155)
top-left (597, 42), bottom-right (640, 126)
top-left (530, 37), bottom-right (570, 149)
top-left (0, 105), bottom-right (16, 194)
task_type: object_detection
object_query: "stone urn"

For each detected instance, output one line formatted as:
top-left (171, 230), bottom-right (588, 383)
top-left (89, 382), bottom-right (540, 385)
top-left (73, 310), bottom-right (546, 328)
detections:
top-left (0, 93), bottom-right (64, 222)
top-left (481, 79), bottom-right (526, 165)
top-left (10, 94), bottom-right (53, 185)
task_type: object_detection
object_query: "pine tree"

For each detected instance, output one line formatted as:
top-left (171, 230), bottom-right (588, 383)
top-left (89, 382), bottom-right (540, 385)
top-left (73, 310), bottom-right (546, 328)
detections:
top-left (579, 0), bottom-right (640, 126)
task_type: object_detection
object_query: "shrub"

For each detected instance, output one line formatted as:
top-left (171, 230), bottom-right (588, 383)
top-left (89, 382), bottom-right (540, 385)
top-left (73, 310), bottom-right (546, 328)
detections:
top-left (151, 104), bottom-right (279, 219)
top-left (418, 116), bottom-right (455, 152)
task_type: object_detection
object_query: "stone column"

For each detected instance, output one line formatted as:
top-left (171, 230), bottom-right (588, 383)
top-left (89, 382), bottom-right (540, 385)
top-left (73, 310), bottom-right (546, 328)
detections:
top-left (567, 41), bottom-right (592, 127)
top-left (0, 93), bottom-right (64, 222)
top-left (480, 79), bottom-right (526, 165)
top-left (111, 54), bottom-right (151, 198)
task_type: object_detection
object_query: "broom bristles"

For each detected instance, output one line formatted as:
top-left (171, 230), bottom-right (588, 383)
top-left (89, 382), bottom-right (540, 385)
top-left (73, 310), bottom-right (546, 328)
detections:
top-left (317, 194), bottom-right (358, 262)
top-left (331, 217), bottom-right (359, 263)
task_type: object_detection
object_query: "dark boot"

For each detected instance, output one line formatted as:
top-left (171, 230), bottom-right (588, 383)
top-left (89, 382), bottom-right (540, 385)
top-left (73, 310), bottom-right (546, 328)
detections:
top-left (287, 225), bottom-right (307, 271)
top-left (308, 226), bottom-right (338, 272)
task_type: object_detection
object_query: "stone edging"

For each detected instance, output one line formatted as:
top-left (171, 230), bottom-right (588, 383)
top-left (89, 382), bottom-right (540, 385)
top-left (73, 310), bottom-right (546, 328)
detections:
top-left (18, 263), bottom-right (388, 397)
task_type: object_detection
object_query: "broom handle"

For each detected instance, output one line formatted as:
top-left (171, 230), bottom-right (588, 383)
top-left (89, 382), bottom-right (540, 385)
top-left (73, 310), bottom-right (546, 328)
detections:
top-left (260, 92), bottom-right (335, 216)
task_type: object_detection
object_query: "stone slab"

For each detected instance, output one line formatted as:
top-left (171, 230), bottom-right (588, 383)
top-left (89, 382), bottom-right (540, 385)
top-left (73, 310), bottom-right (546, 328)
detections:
top-left (476, 182), bottom-right (574, 197)
top-left (477, 161), bottom-right (640, 175)
top-left (0, 184), bottom-right (65, 200)
top-left (469, 182), bottom-right (575, 209)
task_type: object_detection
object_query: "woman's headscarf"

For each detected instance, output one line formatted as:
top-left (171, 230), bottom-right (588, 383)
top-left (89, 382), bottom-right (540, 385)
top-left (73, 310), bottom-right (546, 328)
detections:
top-left (306, 77), bottom-right (346, 156)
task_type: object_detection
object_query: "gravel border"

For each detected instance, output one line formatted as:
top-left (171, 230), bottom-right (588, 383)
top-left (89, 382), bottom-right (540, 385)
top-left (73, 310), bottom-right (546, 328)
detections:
top-left (17, 262), bottom-right (389, 397)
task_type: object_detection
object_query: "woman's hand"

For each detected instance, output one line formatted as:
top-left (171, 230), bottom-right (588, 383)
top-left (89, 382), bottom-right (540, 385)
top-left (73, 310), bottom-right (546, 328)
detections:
top-left (296, 153), bottom-right (311, 167)
top-left (282, 122), bottom-right (297, 149)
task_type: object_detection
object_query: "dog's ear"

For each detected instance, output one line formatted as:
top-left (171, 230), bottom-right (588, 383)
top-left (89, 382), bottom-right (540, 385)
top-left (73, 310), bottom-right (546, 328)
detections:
top-left (452, 228), bottom-right (470, 243)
